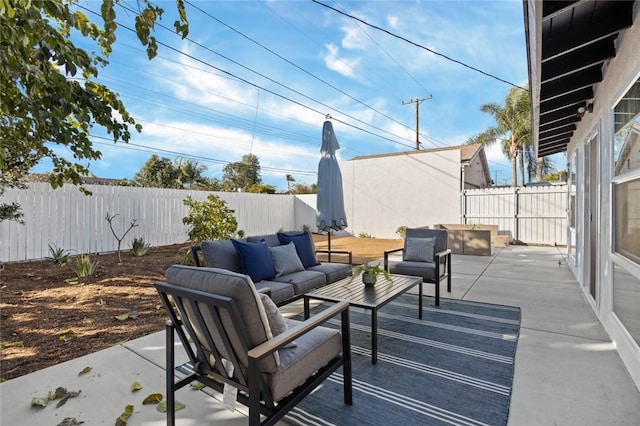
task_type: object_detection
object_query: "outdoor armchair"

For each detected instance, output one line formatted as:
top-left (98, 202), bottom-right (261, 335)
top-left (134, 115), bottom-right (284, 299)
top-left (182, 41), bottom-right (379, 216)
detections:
top-left (156, 265), bottom-right (352, 426)
top-left (383, 228), bottom-right (452, 306)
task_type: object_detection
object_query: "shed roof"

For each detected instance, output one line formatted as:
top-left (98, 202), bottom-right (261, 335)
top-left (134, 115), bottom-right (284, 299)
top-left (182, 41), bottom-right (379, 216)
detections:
top-left (350, 143), bottom-right (483, 163)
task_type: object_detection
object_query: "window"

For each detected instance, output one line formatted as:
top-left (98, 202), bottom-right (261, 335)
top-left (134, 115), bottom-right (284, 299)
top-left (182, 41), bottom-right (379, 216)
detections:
top-left (613, 77), bottom-right (640, 337)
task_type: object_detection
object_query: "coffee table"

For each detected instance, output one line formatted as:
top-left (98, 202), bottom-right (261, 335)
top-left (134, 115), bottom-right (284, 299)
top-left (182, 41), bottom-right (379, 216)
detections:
top-left (303, 273), bottom-right (423, 364)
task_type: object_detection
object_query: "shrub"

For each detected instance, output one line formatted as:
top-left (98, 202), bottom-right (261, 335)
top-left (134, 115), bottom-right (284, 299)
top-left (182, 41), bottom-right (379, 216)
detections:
top-left (46, 244), bottom-right (71, 266)
top-left (130, 237), bottom-right (151, 256)
top-left (395, 226), bottom-right (407, 239)
top-left (358, 232), bottom-right (373, 238)
top-left (176, 248), bottom-right (194, 265)
top-left (182, 195), bottom-right (238, 243)
top-left (76, 254), bottom-right (98, 278)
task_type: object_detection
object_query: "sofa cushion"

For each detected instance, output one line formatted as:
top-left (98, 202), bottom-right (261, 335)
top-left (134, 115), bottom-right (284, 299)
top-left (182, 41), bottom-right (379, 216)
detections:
top-left (164, 265), bottom-right (279, 372)
top-left (269, 242), bottom-right (305, 277)
top-left (404, 236), bottom-right (436, 262)
top-left (272, 269), bottom-right (326, 295)
top-left (201, 240), bottom-right (242, 273)
top-left (254, 281), bottom-right (296, 306)
top-left (307, 262), bottom-right (352, 285)
top-left (231, 239), bottom-right (277, 283)
top-left (246, 234), bottom-right (281, 247)
top-left (277, 231), bottom-right (319, 268)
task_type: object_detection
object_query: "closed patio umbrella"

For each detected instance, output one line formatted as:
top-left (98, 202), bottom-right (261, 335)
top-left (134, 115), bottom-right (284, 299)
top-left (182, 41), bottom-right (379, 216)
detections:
top-left (316, 120), bottom-right (348, 261)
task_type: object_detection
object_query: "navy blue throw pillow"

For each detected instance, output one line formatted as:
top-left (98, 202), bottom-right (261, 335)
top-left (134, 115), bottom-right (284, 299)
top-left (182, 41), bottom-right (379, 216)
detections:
top-left (231, 239), bottom-right (276, 282)
top-left (277, 232), bottom-right (319, 268)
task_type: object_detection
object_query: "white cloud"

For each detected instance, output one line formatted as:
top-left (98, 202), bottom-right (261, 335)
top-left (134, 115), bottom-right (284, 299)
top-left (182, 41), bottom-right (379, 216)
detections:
top-left (323, 43), bottom-right (360, 78)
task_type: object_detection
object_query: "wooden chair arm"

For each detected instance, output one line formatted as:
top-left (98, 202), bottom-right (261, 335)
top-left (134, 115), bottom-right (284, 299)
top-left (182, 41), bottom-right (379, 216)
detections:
top-left (383, 247), bottom-right (404, 270)
top-left (248, 301), bottom-right (349, 361)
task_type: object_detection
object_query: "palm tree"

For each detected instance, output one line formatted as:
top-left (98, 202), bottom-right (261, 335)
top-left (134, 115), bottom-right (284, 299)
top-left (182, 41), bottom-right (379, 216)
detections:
top-left (468, 87), bottom-right (531, 187)
top-left (285, 174), bottom-right (295, 193)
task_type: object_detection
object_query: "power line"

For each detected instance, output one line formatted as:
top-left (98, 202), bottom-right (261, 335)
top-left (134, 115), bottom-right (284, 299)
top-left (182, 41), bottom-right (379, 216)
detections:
top-left (312, 0), bottom-right (527, 91)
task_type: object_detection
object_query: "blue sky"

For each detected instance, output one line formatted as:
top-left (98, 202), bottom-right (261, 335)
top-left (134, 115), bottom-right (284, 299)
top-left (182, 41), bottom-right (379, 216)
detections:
top-left (37, 0), bottom-right (563, 189)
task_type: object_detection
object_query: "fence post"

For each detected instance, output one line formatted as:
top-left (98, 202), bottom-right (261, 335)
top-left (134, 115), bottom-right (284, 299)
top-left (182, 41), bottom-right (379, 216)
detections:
top-left (514, 186), bottom-right (520, 243)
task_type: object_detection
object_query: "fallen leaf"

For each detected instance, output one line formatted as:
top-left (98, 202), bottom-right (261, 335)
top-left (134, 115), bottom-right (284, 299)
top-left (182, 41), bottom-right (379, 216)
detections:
top-left (142, 393), bottom-right (163, 404)
top-left (130, 381), bottom-right (142, 392)
top-left (31, 397), bottom-right (49, 408)
top-left (190, 383), bottom-right (205, 391)
top-left (82, 317), bottom-right (94, 324)
top-left (57, 418), bottom-right (84, 426)
top-left (117, 404), bottom-right (134, 423)
top-left (59, 335), bottom-right (73, 342)
top-left (0, 341), bottom-right (24, 350)
top-left (156, 399), bottom-right (185, 413)
top-left (78, 367), bottom-right (92, 376)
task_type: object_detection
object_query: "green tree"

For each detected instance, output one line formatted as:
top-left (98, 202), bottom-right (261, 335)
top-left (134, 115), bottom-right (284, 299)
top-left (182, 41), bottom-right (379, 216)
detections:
top-left (182, 194), bottom-right (238, 243)
top-left (468, 87), bottom-right (531, 187)
top-left (133, 154), bottom-right (182, 188)
top-left (290, 182), bottom-right (317, 194)
top-left (245, 183), bottom-right (276, 194)
top-left (0, 0), bottom-right (189, 219)
top-left (178, 158), bottom-right (207, 189)
top-left (222, 154), bottom-right (261, 191)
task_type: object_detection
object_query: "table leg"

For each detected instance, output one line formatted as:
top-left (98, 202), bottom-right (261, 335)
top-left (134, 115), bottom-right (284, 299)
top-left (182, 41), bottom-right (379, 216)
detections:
top-left (304, 297), bottom-right (310, 319)
top-left (419, 281), bottom-right (423, 320)
top-left (371, 309), bottom-right (377, 364)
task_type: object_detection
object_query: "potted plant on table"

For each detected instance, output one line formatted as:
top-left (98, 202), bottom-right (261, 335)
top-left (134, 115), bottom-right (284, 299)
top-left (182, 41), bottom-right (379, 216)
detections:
top-left (350, 262), bottom-right (392, 286)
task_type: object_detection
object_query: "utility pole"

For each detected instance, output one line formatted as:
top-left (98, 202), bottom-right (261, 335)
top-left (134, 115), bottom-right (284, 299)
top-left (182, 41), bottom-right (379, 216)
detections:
top-left (402, 95), bottom-right (432, 150)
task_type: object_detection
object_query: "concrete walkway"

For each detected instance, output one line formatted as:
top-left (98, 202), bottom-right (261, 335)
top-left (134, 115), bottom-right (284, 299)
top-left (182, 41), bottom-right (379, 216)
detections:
top-left (2, 246), bottom-right (639, 425)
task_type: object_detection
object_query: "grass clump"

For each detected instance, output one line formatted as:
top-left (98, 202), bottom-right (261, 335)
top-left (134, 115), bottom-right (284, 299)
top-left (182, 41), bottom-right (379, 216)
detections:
top-left (76, 254), bottom-right (98, 278)
top-left (130, 237), bottom-right (151, 257)
top-left (46, 244), bottom-right (71, 266)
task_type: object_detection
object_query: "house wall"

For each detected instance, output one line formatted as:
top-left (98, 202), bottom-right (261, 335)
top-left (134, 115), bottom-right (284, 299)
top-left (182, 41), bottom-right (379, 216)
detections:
top-left (463, 155), bottom-right (489, 189)
top-left (340, 149), bottom-right (461, 238)
top-left (565, 9), bottom-right (640, 389)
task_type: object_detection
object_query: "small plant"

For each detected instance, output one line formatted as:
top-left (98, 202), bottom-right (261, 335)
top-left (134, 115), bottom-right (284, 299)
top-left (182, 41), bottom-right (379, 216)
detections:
top-left (46, 244), bottom-right (71, 266)
top-left (76, 254), bottom-right (98, 278)
top-left (106, 212), bottom-right (138, 262)
top-left (236, 229), bottom-right (245, 239)
top-left (302, 224), bottom-right (310, 232)
top-left (358, 232), bottom-right (373, 238)
top-left (130, 237), bottom-right (151, 257)
top-left (468, 222), bottom-right (480, 230)
top-left (349, 261), bottom-right (392, 285)
top-left (176, 249), bottom-right (194, 265)
top-left (396, 225), bottom-right (408, 239)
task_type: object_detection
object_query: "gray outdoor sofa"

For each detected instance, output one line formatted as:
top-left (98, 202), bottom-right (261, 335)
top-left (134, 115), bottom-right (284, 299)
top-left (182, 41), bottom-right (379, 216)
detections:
top-left (191, 230), bottom-right (352, 305)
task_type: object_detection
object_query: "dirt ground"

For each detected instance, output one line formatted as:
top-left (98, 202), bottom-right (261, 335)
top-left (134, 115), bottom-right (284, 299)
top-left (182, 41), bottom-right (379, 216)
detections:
top-left (0, 235), bottom-right (402, 381)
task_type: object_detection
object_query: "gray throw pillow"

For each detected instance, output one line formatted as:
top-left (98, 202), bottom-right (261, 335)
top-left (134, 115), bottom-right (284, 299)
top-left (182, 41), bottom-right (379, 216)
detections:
top-left (269, 242), bottom-right (305, 277)
top-left (404, 237), bottom-right (436, 262)
top-left (259, 293), bottom-right (287, 336)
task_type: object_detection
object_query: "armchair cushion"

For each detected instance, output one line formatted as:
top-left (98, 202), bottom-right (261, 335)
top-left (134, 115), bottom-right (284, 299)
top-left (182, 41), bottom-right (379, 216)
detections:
top-left (404, 236), bottom-right (436, 262)
top-left (277, 231), bottom-right (320, 268)
top-left (269, 242), bottom-right (305, 277)
top-left (231, 239), bottom-right (277, 283)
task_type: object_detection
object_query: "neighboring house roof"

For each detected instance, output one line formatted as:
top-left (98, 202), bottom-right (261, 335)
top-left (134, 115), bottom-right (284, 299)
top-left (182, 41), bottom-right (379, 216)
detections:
top-left (349, 144), bottom-right (492, 185)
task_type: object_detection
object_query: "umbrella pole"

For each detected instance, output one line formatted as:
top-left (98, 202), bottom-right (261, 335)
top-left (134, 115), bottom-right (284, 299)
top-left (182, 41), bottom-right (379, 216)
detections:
top-left (327, 230), bottom-right (332, 262)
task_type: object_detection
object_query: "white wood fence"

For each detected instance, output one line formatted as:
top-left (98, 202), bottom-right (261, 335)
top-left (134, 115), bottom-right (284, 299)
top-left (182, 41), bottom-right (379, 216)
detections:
top-left (0, 183), bottom-right (303, 262)
top-left (463, 185), bottom-right (568, 245)
top-left (1, 183), bottom-right (569, 262)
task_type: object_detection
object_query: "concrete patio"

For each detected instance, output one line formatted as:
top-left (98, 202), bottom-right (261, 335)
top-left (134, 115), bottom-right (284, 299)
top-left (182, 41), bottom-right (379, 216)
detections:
top-left (2, 245), bottom-right (639, 425)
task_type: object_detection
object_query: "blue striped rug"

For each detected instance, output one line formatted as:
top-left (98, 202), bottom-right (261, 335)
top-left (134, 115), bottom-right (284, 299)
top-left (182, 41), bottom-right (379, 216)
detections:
top-left (285, 295), bottom-right (521, 426)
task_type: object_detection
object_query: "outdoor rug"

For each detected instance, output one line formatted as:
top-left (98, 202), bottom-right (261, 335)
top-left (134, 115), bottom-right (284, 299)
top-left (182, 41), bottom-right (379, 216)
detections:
top-left (285, 294), bottom-right (521, 426)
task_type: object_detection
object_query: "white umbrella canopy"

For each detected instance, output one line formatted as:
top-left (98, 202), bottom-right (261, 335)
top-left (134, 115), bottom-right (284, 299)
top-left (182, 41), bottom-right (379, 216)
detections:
top-left (316, 120), bottom-right (347, 260)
